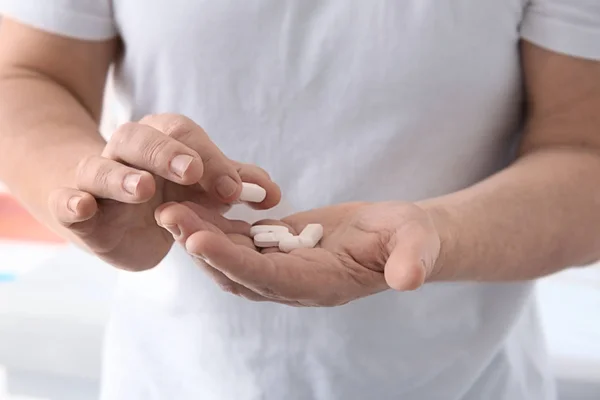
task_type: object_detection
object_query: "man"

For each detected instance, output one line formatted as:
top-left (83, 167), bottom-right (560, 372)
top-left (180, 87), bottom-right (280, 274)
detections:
top-left (0, 1), bottom-right (599, 399)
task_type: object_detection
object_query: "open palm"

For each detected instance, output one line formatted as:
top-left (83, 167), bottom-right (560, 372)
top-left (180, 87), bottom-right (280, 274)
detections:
top-left (162, 201), bottom-right (442, 307)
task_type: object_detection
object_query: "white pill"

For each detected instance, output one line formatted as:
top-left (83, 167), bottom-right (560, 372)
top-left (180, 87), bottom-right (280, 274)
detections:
top-left (277, 231), bottom-right (294, 239)
top-left (278, 236), bottom-right (304, 253)
top-left (299, 224), bottom-right (324, 247)
top-left (250, 225), bottom-right (290, 237)
top-left (253, 232), bottom-right (280, 248)
top-left (239, 182), bottom-right (267, 203)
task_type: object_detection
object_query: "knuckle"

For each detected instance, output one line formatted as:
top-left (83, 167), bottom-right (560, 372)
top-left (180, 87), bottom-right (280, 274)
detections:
top-left (141, 137), bottom-right (170, 168)
top-left (162, 115), bottom-right (196, 140)
top-left (92, 164), bottom-right (112, 192)
top-left (105, 123), bottom-right (140, 158)
top-left (138, 113), bottom-right (159, 125)
top-left (112, 122), bottom-right (140, 144)
top-left (76, 156), bottom-right (112, 192)
top-left (375, 230), bottom-right (395, 267)
top-left (75, 156), bottom-right (99, 185)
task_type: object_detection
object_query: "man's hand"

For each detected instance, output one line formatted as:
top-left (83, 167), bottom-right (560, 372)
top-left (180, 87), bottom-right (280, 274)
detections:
top-left (158, 201), bottom-right (442, 306)
top-left (48, 114), bottom-right (281, 271)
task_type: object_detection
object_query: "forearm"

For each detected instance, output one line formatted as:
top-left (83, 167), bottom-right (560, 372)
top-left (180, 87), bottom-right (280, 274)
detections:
top-left (0, 69), bottom-right (106, 235)
top-left (422, 147), bottom-right (600, 282)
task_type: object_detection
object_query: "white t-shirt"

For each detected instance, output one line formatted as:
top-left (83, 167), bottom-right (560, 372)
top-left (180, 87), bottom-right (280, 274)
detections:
top-left (2, 1), bottom-right (600, 399)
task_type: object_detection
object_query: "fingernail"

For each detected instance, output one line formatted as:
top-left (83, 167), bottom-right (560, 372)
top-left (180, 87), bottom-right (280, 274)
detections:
top-left (215, 176), bottom-right (239, 199)
top-left (164, 224), bottom-right (181, 237)
top-left (170, 154), bottom-right (194, 178)
top-left (123, 174), bottom-right (141, 195)
top-left (67, 196), bottom-right (81, 214)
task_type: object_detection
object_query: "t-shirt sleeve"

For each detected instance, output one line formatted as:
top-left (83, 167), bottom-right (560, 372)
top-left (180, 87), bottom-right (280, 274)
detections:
top-left (520, 0), bottom-right (600, 60)
top-left (0, 0), bottom-right (117, 40)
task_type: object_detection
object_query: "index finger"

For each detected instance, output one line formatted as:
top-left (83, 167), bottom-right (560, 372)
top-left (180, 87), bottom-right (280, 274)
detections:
top-left (140, 114), bottom-right (242, 202)
top-left (185, 230), bottom-right (311, 299)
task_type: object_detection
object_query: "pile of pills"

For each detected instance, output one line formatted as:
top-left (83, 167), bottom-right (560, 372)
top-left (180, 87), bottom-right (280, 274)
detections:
top-left (239, 182), bottom-right (323, 252)
top-left (250, 224), bottom-right (324, 253)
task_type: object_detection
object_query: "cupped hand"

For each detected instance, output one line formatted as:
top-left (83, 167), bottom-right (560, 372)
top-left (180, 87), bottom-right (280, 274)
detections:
top-left (48, 114), bottom-right (281, 271)
top-left (161, 201), bottom-right (443, 307)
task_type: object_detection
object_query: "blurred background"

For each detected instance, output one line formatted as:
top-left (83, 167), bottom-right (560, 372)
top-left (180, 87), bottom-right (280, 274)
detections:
top-left (1, 19), bottom-right (600, 400)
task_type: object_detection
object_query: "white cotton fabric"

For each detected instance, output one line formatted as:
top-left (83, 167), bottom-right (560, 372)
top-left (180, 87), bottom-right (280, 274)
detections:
top-left (2, 1), bottom-right (600, 399)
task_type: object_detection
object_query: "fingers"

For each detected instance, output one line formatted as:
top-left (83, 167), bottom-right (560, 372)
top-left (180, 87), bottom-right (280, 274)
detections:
top-left (140, 114), bottom-right (243, 201)
top-left (236, 163), bottom-right (281, 210)
top-left (182, 201), bottom-right (250, 234)
top-left (75, 156), bottom-right (156, 203)
top-left (154, 202), bottom-right (272, 302)
top-left (183, 217), bottom-right (333, 305)
top-left (228, 233), bottom-right (256, 248)
top-left (49, 188), bottom-right (98, 226)
top-left (185, 231), bottom-right (285, 295)
top-left (103, 122), bottom-right (205, 186)
top-left (102, 114), bottom-right (282, 207)
top-left (199, 234), bottom-right (272, 303)
top-left (155, 201), bottom-right (250, 237)
top-left (186, 229), bottom-right (351, 304)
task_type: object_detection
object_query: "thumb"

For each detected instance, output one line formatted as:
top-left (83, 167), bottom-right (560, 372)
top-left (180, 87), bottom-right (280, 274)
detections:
top-left (48, 187), bottom-right (99, 237)
top-left (383, 224), bottom-right (440, 291)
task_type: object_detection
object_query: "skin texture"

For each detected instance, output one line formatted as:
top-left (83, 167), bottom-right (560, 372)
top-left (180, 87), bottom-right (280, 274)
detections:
top-left (1, 19), bottom-right (600, 306)
top-left (0, 20), bottom-right (115, 240)
top-left (48, 113), bottom-right (281, 270)
top-left (422, 41), bottom-right (600, 282)
top-left (163, 41), bottom-right (600, 304)
top-left (160, 201), bottom-right (439, 306)
top-left (0, 20), bottom-right (280, 270)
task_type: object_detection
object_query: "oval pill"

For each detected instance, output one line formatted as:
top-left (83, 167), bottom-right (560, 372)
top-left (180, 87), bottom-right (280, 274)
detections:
top-left (298, 224), bottom-right (324, 247)
top-left (276, 231), bottom-right (294, 240)
top-left (250, 225), bottom-right (290, 237)
top-left (239, 182), bottom-right (267, 203)
top-left (254, 232), bottom-right (280, 247)
top-left (278, 236), bottom-right (304, 253)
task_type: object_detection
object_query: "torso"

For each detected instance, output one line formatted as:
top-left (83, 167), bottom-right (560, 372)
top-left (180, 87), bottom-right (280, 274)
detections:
top-left (102, 1), bottom-right (556, 399)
